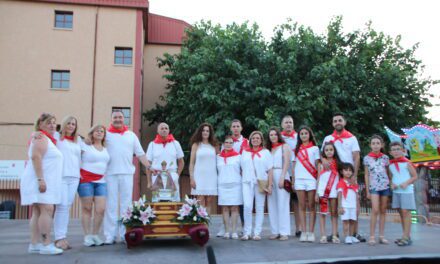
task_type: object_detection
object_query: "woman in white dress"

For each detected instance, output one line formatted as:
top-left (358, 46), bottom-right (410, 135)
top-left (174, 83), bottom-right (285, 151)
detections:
top-left (189, 123), bottom-right (219, 213)
top-left (266, 127), bottom-right (292, 241)
top-left (53, 116), bottom-right (81, 250)
top-left (217, 136), bottom-right (242, 239)
top-left (20, 113), bottom-right (63, 255)
top-left (78, 125), bottom-right (110, 247)
top-left (241, 131), bottom-right (273, 241)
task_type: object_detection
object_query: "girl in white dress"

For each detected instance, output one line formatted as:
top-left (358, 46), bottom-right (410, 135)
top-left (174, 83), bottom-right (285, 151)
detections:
top-left (53, 116), bottom-right (81, 250)
top-left (20, 113), bottom-right (63, 255)
top-left (217, 136), bottom-right (242, 239)
top-left (267, 127), bottom-right (292, 241)
top-left (189, 123), bottom-right (219, 213)
top-left (241, 131), bottom-right (273, 241)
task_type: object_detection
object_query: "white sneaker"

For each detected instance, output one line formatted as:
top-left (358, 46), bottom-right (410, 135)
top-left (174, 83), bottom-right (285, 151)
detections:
top-left (231, 233), bottom-right (239, 240)
top-left (216, 228), bottom-right (225, 237)
top-left (104, 237), bottom-right (115, 245)
top-left (28, 243), bottom-right (42, 254)
top-left (345, 236), bottom-right (353, 244)
top-left (299, 232), bottom-right (307, 242)
top-left (351, 236), bottom-right (360, 243)
top-left (39, 243), bottom-right (63, 255)
top-left (83, 235), bottom-right (95, 247)
top-left (92, 235), bottom-right (104, 246)
top-left (307, 232), bottom-right (315, 242)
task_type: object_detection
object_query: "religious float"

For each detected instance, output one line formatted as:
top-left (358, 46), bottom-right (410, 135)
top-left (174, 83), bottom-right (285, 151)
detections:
top-left (122, 161), bottom-right (210, 248)
top-left (385, 124), bottom-right (440, 224)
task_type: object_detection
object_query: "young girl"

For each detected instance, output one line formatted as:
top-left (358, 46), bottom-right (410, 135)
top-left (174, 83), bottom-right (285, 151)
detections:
top-left (363, 135), bottom-right (391, 245)
top-left (315, 142), bottom-right (341, 243)
top-left (293, 126), bottom-right (320, 242)
top-left (337, 163), bottom-right (359, 244)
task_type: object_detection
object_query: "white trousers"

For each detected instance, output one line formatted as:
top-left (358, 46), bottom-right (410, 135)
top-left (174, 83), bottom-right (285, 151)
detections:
top-left (268, 171), bottom-right (291, 236)
top-left (53, 176), bottom-right (80, 240)
top-left (242, 182), bottom-right (266, 236)
top-left (103, 174), bottom-right (133, 241)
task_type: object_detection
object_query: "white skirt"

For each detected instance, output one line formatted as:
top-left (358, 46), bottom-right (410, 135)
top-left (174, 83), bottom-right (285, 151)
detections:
top-left (218, 182), bottom-right (243, 206)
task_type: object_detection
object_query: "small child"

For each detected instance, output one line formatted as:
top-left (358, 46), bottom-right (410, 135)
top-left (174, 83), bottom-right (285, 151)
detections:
top-left (389, 141), bottom-right (418, 246)
top-left (337, 162), bottom-right (360, 244)
top-left (315, 142), bottom-right (341, 243)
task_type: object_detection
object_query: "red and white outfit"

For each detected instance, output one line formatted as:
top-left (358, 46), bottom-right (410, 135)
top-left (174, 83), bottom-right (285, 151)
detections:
top-left (53, 133), bottom-right (82, 241)
top-left (316, 159), bottom-right (339, 214)
top-left (281, 130), bottom-right (297, 175)
top-left (337, 179), bottom-right (358, 221)
top-left (293, 143), bottom-right (320, 191)
top-left (240, 147), bottom-right (273, 237)
top-left (217, 150), bottom-right (242, 205)
top-left (268, 144), bottom-right (291, 236)
top-left (146, 134), bottom-right (184, 202)
top-left (322, 130), bottom-right (360, 165)
top-left (80, 143), bottom-right (110, 183)
top-left (103, 125), bottom-right (145, 242)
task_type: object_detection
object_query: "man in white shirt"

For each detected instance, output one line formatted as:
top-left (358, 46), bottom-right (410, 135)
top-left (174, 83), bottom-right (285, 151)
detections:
top-left (146, 123), bottom-right (185, 201)
top-left (103, 111), bottom-right (151, 244)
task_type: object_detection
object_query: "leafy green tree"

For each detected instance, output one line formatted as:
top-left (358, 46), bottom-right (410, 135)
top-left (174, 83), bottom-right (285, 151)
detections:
top-left (143, 17), bottom-right (436, 151)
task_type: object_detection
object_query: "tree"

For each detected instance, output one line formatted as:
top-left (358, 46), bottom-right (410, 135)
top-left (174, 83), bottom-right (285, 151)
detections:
top-left (143, 17), bottom-right (437, 151)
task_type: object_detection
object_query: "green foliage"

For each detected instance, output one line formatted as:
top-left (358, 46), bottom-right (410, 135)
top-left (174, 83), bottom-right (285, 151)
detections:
top-left (143, 17), bottom-right (436, 151)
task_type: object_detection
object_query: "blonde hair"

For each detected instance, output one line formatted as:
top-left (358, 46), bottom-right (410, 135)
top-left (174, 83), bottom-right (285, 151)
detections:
top-left (34, 113), bottom-right (56, 131)
top-left (249, 130), bottom-right (265, 149)
top-left (85, 125), bottom-right (106, 147)
top-left (60, 116), bottom-right (78, 143)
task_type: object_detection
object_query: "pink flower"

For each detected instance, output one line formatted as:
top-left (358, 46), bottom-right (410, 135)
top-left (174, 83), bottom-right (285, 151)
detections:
top-left (179, 204), bottom-right (192, 217)
top-left (184, 195), bottom-right (197, 206)
top-left (139, 210), bottom-right (150, 225)
top-left (122, 207), bottom-right (133, 221)
top-left (197, 206), bottom-right (208, 218)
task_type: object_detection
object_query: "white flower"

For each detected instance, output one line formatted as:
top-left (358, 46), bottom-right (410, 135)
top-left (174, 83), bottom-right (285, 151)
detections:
top-left (193, 216), bottom-right (197, 221)
top-left (177, 216), bottom-right (183, 220)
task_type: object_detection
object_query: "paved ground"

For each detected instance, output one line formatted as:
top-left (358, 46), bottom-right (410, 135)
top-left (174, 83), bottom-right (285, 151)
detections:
top-left (1, 216), bottom-right (439, 264)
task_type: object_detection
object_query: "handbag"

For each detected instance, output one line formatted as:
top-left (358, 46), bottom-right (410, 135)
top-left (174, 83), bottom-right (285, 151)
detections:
top-left (252, 156), bottom-right (268, 194)
top-left (283, 179), bottom-right (292, 193)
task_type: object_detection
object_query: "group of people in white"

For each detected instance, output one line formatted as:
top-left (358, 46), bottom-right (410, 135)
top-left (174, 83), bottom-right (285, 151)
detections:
top-left (20, 112), bottom-right (418, 255)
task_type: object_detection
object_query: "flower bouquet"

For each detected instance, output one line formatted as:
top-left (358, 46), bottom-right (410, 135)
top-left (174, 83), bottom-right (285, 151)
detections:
top-left (122, 197), bottom-right (156, 227)
top-left (174, 195), bottom-right (210, 225)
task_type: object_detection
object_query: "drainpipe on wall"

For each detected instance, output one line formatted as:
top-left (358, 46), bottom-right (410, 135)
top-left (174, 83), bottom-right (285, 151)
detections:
top-left (91, 7), bottom-right (99, 127)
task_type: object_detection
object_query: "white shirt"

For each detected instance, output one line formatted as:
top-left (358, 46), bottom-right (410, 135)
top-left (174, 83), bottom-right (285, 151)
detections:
top-left (322, 135), bottom-right (360, 165)
top-left (217, 154), bottom-right (241, 185)
top-left (337, 180), bottom-right (357, 209)
top-left (105, 131), bottom-right (145, 175)
top-left (240, 149), bottom-right (273, 184)
top-left (54, 134), bottom-right (81, 178)
top-left (292, 146), bottom-right (320, 180)
top-left (146, 140), bottom-right (184, 171)
top-left (81, 143), bottom-right (110, 183)
top-left (389, 162), bottom-right (414, 194)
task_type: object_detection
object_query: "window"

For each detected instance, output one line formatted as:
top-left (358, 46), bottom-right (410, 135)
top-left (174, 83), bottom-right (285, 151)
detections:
top-left (112, 107), bottom-right (131, 126)
top-left (55, 11), bottom-right (73, 29)
top-left (114, 47), bottom-right (133, 65)
top-left (51, 70), bottom-right (70, 89)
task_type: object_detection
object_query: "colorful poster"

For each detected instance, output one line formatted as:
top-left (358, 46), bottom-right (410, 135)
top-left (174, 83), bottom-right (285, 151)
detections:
top-left (401, 125), bottom-right (440, 162)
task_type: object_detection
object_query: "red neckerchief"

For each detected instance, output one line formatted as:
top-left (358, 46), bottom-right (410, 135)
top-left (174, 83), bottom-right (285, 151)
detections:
top-left (40, 130), bottom-right (57, 145)
top-left (246, 146), bottom-right (263, 160)
top-left (368, 152), bottom-right (384, 159)
top-left (320, 158), bottom-right (338, 213)
top-left (240, 139), bottom-right (249, 154)
top-left (336, 179), bottom-right (358, 198)
top-left (219, 149), bottom-right (239, 164)
top-left (108, 124), bottom-right (128, 135)
top-left (231, 135), bottom-right (243, 142)
top-left (389, 156), bottom-right (412, 172)
top-left (63, 135), bottom-right (75, 141)
top-left (330, 129), bottom-right (353, 143)
top-left (297, 142), bottom-right (317, 177)
top-left (271, 142), bottom-right (283, 149)
top-left (153, 134), bottom-right (175, 147)
top-left (281, 130), bottom-right (297, 138)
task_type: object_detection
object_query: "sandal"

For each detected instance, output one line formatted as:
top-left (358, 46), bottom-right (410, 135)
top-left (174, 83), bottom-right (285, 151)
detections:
top-left (320, 236), bottom-right (328, 244)
top-left (241, 235), bottom-right (250, 241)
top-left (379, 236), bottom-right (389, 245)
top-left (279, 235), bottom-right (288, 241)
top-left (55, 239), bottom-right (70, 250)
top-left (397, 237), bottom-right (412, 246)
top-left (368, 236), bottom-right (376, 246)
top-left (223, 232), bottom-right (230, 239)
top-left (331, 235), bottom-right (340, 244)
top-left (252, 235), bottom-right (261, 241)
top-left (269, 234), bottom-right (280, 240)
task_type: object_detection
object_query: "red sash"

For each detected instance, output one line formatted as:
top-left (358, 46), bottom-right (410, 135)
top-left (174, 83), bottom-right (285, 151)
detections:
top-left (219, 149), bottom-right (239, 164)
top-left (153, 134), bottom-right (175, 147)
top-left (297, 143), bottom-right (317, 178)
top-left (40, 130), bottom-right (57, 145)
top-left (389, 156), bottom-right (413, 172)
top-left (108, 124), bottom-right (128, 135)
top-left (80, 169), bottom-right (104, 183)
top-left (330, 129), bottom-right (353, 143)
top-left (336, 179), bottom-right (358, 198)
top-left (319, 159), bottom-right (338, 213)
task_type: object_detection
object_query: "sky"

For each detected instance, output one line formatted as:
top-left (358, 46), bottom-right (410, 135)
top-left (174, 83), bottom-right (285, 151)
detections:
top-left (149, 0), bottom-right (439, 122)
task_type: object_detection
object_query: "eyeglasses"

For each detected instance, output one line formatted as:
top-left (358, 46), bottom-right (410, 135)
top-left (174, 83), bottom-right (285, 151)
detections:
top-left (224, 141), bottom-right (233, 144)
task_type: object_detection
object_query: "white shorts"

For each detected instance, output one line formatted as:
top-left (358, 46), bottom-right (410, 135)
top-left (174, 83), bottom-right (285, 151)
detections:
top-left (341, 208), bottom-right (357, 221)
top-left (294, 179), bottom-right (316, 191)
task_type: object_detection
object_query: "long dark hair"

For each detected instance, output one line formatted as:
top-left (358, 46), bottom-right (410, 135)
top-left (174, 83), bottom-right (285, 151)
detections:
top-left (321, 141), bottom-right (341, 168)
top-left (265, 127), bottom-right (285, 151)
top-left (190, 122), bottom-right (218, 147)
top-left (294, 125), bottom-right (317, 155)
top-left (369, 134), bottom-right (386, 153)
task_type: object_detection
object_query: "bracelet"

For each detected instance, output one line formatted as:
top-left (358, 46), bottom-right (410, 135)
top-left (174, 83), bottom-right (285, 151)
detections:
top-left (37, 178), bottom-right (44, 181)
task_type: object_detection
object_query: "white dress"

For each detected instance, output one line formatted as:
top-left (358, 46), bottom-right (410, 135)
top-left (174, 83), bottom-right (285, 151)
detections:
top-left (20, 137), bottom-right (63, 205)
top-left (217, 155), bottom-right (242, 205)
top-left (191, 143), bottom-right (218, 195)
top-left (317, 169), bottom-right (339, 198)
